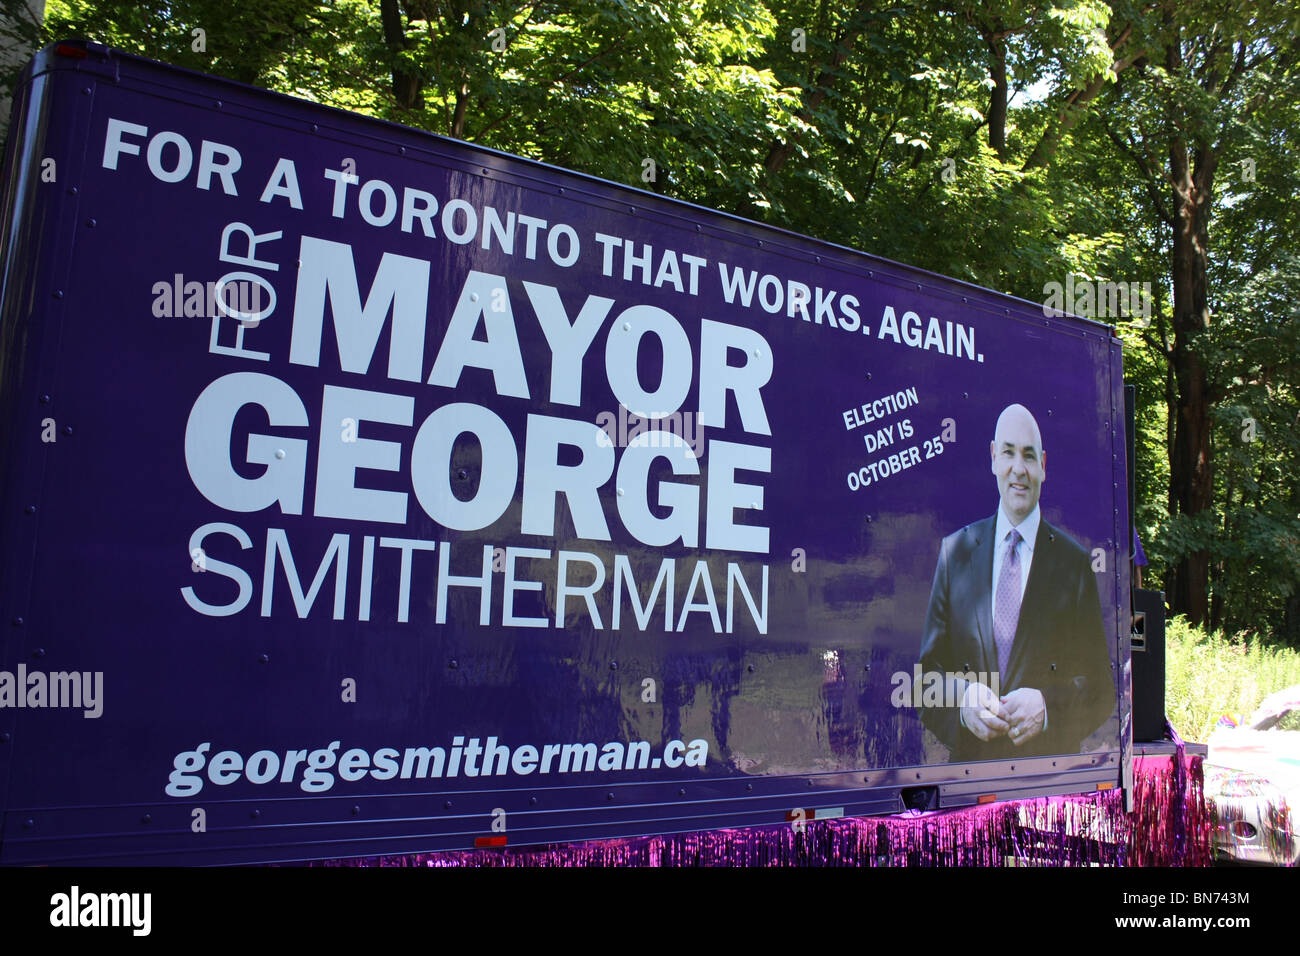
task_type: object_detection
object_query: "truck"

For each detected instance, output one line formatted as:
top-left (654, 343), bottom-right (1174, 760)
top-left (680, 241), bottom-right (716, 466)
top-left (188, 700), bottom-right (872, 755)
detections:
top-left (0, 41), bottom-right (1132, 866)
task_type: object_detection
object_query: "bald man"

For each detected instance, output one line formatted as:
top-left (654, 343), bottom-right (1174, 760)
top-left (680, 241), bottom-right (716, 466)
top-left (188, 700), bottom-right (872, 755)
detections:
top-left (918, 404), bottom-right (1115, 761)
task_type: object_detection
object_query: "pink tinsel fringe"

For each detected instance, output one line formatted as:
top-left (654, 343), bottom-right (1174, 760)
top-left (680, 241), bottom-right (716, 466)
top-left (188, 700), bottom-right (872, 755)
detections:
top-left (309, 740), bottom-right (1210, 867)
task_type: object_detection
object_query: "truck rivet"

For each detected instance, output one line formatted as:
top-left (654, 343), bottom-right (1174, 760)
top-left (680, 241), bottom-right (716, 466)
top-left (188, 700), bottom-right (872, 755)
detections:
top-left (24, 505), bottom-right (35, 514)
top-left (865, 372), bottom-right (872, 381)
top-left (559, 187), bottom-right (565, 194)
top-left (259, 653), bottom-right (269, 663)
top-left (753, 348), bottom-right (761, 357)
top-left (609, 661), bottom-right (618, 670)
top-left (529, 796), bottom-right (538, 805)
top-left (53, 290), bottom-right (63, 299)
top-left (312, 123), bottom-right (319, 131)
top-left (616, 487), bottom-right (624, 496)
top-left (86, 218), bottom-right (96, 228)
top-left (622, 322), bottom-right (630, 331)
top-left (449, 659), bottom-right (458, 669)
top-left (1047, 409), bottom-right (1053, 415)
top-left (864, 664), bottom-right (870, 671)
top-left (807, 779), bottom-right (814, 787)
top-left (23, 819), bottom-right (33, 828)
top-left (142, 813), bottom-right (151, 823)
top-left (865, 515), bottom-right (872, 522)
top-left (607, 792), bottom-right (615, 801)
top-left (251, 809), bottom-right (260, 819)
top-left (0, 733), bottom-right (9, 743)
top-left (746, 783), bottom-right (753, 791)
top-left (482, 168), bottom-right (488, 174)
top-left (11, 618), bottom-right (21, 626)
top-left (82, 87), bottom-right (91, 95)
top-left (444, 800), bottom-right (452, 809)
top-left (32, 648), bottom-right (44, 659)
top-left (471, 292), bottom-right (479, 302)
top-left (62, 426), bottom-right (72, 436)
top-left (679, 788), bottom-right (686, 796)
top-left (275, 449), bottom-right (285, 459)
top-left (750, 501), bottom-right (757, 509)
top-left (747, 664), bottom-right (754, 672)
top-left (352, 805), bottom-right (361, 815)
top-left (457, 469), bottom-right (468, 480)
top-left (215, 101), bottom-right (222, 109)
top-left (68, 187), bottom-right (77, 196)
top-left (962, 392), bottom-right (968, 399)
top-left (40, 395), bottom-right (50, 404)
top-left (399, 146), bottom-right (405, 154)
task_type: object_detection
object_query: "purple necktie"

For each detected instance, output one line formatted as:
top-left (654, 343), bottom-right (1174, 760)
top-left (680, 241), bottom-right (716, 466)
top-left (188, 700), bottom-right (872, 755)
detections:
top-left (994, 528), bottom-right (1022, 677)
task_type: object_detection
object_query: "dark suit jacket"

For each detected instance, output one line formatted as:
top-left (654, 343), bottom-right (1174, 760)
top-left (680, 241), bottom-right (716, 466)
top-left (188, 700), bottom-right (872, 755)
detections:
top-left (919, 513), bottom-right (1116, 762)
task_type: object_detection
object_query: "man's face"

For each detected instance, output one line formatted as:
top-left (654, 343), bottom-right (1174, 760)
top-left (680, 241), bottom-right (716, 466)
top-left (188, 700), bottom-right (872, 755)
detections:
top-left (989, 408), bottom-right (1045, 525)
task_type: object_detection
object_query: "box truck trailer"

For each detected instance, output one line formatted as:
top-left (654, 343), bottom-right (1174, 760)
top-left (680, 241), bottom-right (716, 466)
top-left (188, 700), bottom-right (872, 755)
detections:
top-left (0, 42), bottom-right (1131, 865)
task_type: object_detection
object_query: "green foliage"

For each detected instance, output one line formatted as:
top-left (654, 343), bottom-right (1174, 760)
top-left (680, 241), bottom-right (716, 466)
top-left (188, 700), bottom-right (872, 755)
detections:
top-left (1200, 255), bottom-right (1300, 638)
top-left (38, 0), bottom-right (323, 83)
top-left (1, 0), bottom-right (48, 110)
top-left (1165, 616), bottom-right (1300, 743)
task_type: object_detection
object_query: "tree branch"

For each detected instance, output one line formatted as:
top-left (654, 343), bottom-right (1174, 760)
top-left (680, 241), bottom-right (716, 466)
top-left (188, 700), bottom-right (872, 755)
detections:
top-left (1022, 21), bottom-right (1141, 171)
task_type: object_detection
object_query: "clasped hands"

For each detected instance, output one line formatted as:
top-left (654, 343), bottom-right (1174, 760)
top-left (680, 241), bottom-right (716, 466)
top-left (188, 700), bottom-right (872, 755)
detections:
top-left (959, 682), bottom-right (1045, 746)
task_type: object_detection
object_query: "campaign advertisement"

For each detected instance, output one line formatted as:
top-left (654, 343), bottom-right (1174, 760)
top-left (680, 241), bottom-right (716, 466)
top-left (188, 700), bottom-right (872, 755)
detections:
top-left (0, 48), bottom-right (1128, 864)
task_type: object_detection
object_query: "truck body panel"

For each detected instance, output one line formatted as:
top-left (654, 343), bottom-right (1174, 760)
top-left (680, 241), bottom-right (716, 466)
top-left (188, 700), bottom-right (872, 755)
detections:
top-left (0, 43), bottom-right (1131, 865)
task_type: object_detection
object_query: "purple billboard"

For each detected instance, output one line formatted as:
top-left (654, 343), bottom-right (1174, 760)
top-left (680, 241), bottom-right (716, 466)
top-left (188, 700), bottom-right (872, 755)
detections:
top-left (0, 44), bottom-right (1130, 865)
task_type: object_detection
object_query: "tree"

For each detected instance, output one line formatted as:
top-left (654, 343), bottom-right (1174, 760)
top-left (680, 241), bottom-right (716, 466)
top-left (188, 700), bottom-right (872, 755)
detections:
top-left (17, 0), bottom-right (1300, 642)
top-left (1097, 5), bottom-right (1299, 626)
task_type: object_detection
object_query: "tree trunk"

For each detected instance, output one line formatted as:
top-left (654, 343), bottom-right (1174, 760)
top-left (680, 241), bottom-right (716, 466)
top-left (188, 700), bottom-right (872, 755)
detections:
top-left (451, 83), bottom-right (469, 139)
top-left (1165, 37), bottom-right (1217, 629)
top-left (981, 23), bottom-right (1009, 160)
top-left (381, 0), bottom-right (423, 110)
top-left (1211, 474), bottom-right (1233, 633)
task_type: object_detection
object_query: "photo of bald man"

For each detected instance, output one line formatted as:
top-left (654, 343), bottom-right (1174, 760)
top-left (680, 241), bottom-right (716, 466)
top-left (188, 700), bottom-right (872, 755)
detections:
top-left (918, 404), bottom-right (1117, 761)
